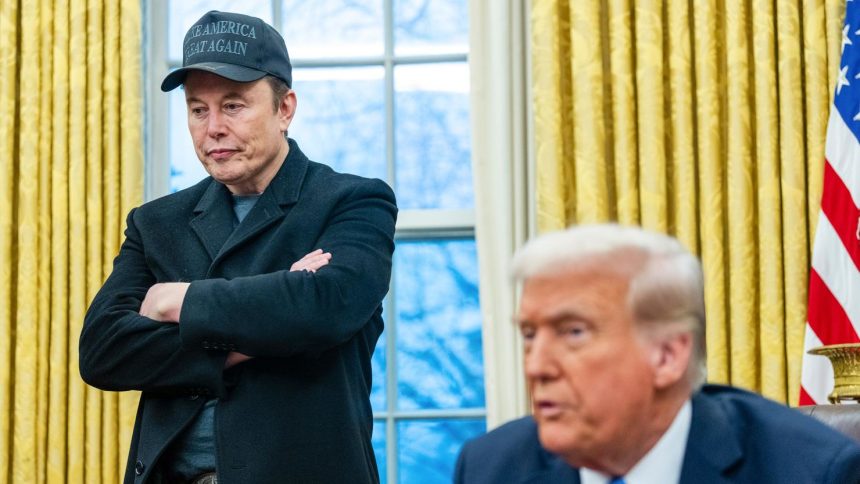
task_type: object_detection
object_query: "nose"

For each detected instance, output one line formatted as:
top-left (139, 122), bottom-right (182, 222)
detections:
top-left (524, 331), bottom-right (560, 382)
top-left (206, 110), bottom-right (227, 139)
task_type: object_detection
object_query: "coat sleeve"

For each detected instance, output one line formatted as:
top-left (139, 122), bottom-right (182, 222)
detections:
top-left (79, 208), bottom-right (228, 396)
top-left (453, 439), bottom-right (471, 484)
top-left (177, 178), bottom-right (397, 358)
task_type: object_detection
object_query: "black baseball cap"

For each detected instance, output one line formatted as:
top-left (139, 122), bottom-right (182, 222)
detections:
top-left (161, 10), bottom-right (292, 92)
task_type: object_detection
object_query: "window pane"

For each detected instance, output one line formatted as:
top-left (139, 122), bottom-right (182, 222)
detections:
top-left (168, 89), bottom-right (209, 192)
top-left (169, 1), bottom-right (272, 64)
top-left (394, 63), bottom-right (472, 209)
top-left (281, 0), bottom-right (383, 59)
top-left (373, 421), bottom-right (387, 484)
top-left (290, 67), bottom-right (387, 180)
top-left (397, 419), bottom-right (485, 484)
top-left (396, 240), bottom-right (484, 410)
top-left (371, 329), bottom-right (386, 410)
top-left (394, 0), bottom-right (468, 56)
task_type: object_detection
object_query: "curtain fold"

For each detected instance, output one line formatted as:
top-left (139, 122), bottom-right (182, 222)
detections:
top-left (531, 0), bottom-right (845, 404)
top-left (0, 1), bottom-right (142, 483)
top-left (0, 0), bottom-right (20, 482)
top-left (533, 0), bottom-right (574, 229)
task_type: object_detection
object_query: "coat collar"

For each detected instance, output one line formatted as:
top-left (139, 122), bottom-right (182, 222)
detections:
top-left (678, 388), bottom-right (743, 483)
top-left (189, 138), bottom-right (310, 263)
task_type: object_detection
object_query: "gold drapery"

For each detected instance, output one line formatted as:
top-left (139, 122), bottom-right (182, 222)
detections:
top-left (0, 1), bottom-right (142, 483)
top-left (531, 0), bottom-right (845, 404)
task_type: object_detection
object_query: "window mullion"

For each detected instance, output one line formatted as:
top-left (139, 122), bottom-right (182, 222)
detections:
top-left (271, 1), bottom-right (282, 32)
top-left (384, 1), bottom-right (398, 483)
top-left (385, 282), bottom-right (397, 483)
top-left (384, 0), bottom-right (396, 191)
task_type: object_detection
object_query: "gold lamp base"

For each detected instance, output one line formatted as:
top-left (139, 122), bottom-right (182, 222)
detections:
top-left (808, 343), bottom-right (860, 404)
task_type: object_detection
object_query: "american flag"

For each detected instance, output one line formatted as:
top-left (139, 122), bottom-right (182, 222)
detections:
top-left (799, 1), bottom-right (860, 406)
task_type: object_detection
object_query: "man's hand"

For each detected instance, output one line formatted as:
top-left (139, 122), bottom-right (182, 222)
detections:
top-left (224, 351), bottom-right (253, 369)
top-left (139, 282), bottom-right (190, 323)
top-left (225, 249), bottom-right (331, 368)
top-left (290, 248), bottom-right (332, 272)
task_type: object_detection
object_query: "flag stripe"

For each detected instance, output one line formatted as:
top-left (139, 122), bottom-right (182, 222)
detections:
top-left (811, 212), bottom-right (860, 328)
top-left (821, 160), bottom-right (860, 271)
top-left (799, 386), bottom-right (817, 406)
top-left (801, 324), bottom-right (833, 404)
top-left (825, 109), bottom-right (860, 209)
top-left (806, 268), bottom-right (860, 345)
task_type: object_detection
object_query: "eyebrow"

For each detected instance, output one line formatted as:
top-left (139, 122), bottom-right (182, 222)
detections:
top-left (516, 308), bottom-right (591, 327)
top-left (185, 91), bottom-right (246, 104)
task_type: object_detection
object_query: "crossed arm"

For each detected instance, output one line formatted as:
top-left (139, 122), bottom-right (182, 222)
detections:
top-left (138, 249), bottom-right (332, 369)
top-left (81, 177), bottom-right (397, 396)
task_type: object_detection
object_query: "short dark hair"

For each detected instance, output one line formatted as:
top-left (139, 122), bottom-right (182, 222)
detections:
top-left (265, 75), bottom-right (291, 112)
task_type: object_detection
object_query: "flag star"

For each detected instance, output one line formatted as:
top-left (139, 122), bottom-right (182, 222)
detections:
top-left (844, 25), bottom-right (854, 52)
top-left (837, 65), bottom-right (851, 95)
top-left (853, 110), bottom-right (860, 121)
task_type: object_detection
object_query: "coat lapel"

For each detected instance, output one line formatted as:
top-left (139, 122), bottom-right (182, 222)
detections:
top-left (679, 391), bottom-right (743, 484)
top-left (191, 139), bottom-right (311, 269)
top-left (214, 188), bottom-right (284, 264)
top-left (189, 180), bottom-right (236, 261)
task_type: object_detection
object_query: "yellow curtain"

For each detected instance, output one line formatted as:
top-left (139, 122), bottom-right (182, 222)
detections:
top-left (0, 1), bottom-right (142, 483)
top-left (531, 0), bottom-right (845, 404)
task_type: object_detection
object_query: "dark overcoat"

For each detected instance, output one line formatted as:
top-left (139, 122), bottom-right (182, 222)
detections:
top-left (454, 385), bottom-right (860, 483)
top-left (80, 139), bottom-right (397, 484)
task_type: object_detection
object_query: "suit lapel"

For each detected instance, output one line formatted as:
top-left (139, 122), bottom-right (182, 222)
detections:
top-left (679, 391), bottom-right (743, 484)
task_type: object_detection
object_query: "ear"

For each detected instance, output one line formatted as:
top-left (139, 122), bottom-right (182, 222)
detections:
top-left (650, 331), bottom-right (693, 389)
top-left (278, 90), bottom-right (297, 132)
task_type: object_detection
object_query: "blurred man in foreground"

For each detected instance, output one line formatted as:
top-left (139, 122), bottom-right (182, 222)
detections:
top-left (455, 224), bottom-right (860, 483)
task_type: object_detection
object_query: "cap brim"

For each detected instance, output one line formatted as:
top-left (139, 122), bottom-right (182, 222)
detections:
top-left (160, 62), bottom-right (268, 92)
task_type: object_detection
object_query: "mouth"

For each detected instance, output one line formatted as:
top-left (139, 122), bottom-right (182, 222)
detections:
top-left (534, 400), bottom-right (565, 419)
top-left (207, 148), bottom-right (238, 161)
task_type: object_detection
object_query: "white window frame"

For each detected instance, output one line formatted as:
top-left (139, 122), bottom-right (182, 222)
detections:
top-left (141, 1), bottom-right (510, 482)
top-left (468, 0), bottom-right (534, 428)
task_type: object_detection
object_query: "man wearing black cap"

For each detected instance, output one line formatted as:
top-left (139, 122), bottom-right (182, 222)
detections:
top-left (79, 11), bottom-right (396, 484)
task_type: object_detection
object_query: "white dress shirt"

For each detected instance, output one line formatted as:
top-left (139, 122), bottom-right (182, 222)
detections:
top-left (580, 400), bottom-right (692, 484)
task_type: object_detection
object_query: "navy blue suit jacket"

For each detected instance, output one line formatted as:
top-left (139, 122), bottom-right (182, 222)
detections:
top-left (455, 385), bottom-right (860, 483)
top-left (80, 139), bottom-right (396, 484)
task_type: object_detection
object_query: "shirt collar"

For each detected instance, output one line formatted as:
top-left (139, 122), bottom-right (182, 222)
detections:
top-left (580, 399), bottom-right (692, 484)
